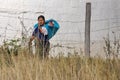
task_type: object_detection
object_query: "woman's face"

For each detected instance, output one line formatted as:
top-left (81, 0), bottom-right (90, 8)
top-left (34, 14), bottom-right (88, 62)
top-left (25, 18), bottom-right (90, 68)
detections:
top-left (38, 18), bottom-right (45, 26)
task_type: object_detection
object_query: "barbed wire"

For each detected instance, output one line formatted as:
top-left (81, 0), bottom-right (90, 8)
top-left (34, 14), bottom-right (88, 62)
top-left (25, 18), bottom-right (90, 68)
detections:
top-left (0, 13), bottom-right (120, 23)
top-left (0, 10), bottom-right (120, 46)
top-left (0, 0), bottom-right (119, 51)
top-left (0, 25), bottom-right (120, 37)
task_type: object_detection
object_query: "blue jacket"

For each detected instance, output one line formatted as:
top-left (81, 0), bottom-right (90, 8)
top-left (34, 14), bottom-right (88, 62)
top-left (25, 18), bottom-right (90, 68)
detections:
top-left (34, 19), bottom-right (60, 40)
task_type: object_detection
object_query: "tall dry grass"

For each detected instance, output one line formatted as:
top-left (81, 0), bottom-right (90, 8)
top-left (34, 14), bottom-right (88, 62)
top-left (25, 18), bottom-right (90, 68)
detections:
top-left (0, 48), bottom-right (120, 80)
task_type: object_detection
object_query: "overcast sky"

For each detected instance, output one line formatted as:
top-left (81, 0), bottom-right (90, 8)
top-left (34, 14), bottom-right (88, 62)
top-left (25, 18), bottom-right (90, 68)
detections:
top-left (0, 0), bottom-right (120, 46)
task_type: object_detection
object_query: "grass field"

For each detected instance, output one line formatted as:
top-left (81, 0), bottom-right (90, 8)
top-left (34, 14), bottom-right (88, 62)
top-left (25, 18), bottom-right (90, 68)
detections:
top-left (0, 48), bottom-right (120, 80)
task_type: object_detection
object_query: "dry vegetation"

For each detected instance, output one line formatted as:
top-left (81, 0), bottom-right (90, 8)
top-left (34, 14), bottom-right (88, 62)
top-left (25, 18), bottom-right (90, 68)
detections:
top-left (0, 47), bottom-right (120, 80)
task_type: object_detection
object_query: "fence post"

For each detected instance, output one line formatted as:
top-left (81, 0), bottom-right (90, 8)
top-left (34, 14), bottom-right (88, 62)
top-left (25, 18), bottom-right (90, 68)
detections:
top-left (85, 2), bottom-right (91, 57)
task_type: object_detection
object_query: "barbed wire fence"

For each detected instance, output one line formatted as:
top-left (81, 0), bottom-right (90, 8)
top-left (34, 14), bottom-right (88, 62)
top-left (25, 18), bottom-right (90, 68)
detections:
top-left (0, 1), bottom-right (120, 57)
top-left (0, 15), bottom-right (119, 56)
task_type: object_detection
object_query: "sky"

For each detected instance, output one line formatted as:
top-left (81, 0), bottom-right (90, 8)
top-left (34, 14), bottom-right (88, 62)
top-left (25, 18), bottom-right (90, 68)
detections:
top-left (0, 0), bottom-right (120, 56)
top-left (0, 0), bottom-right (120, 46)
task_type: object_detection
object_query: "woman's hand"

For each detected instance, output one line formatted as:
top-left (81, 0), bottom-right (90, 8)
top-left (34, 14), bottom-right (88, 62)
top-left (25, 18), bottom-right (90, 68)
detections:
top-left (49, 21), bottom-right (54, 27)
top-left (39, 27), bottom-right (48, 35)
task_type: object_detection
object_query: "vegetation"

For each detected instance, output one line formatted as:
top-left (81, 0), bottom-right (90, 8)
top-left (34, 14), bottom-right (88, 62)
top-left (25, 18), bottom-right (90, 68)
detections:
top-left (0, 36), bottom-right (119, 80)
top-left (0, 48), bottom-right (120, 80)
